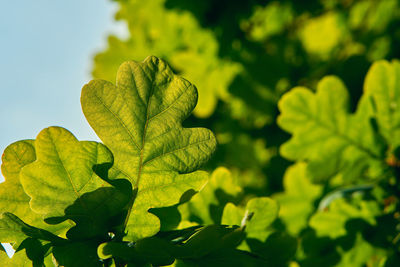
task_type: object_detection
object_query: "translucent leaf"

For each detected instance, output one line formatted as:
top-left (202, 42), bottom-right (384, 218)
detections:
top-left (0, 248), bottom-right (31, 267)
top-left (278, 75), bottom-right (386, 182)
top-left (19, 127), bottom-right (121, 238)
top-left (363, 60), bottom-right (400, 150)
top-left (0, 221), bottom-right (55, 267)
top-left (309, 198), bottom-right (380, 239)
top-left (274, 163), bottom-right (322, 235)
top-left (0, 141), bottom-right (36, 215)
top-left (92, 0), bottom-right (240, 118)
top-left (0, 140), bottom-right (67, 244)
top-left (178, 167), bottom-right (243, 226)
top-left (241, 2), bottom-right (293, 41)
top-left (299, 12), bottom-right (348, 57)
top-left (0, 213), bottom-right (64, 246)
top-left (98, 225), bottom-right (247, 266)
top-left (303, 196), bottom-right (387, 267)
top-left (212, 133), bottom-right (272, 191)
top-left (349, 0), bottom-right (398, 33)
top-left (82, 56), bottom-right (216, 241)
top-left (221, 197), bottom-right (278, 241)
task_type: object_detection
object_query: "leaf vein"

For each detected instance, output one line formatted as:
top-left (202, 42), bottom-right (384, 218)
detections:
top-left (93, 92), bottom-right (141, 151)
top-left (142, 137), bottom-right (213, 168)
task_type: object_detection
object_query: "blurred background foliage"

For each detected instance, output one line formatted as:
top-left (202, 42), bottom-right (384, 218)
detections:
top-left (92, 0), bottom-right (400, 265)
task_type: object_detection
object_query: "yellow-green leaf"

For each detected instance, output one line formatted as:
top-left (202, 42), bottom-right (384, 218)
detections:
top-left (364, 60), bottom-right (400, 150)
top-left (0, 140), bottom-right (66, 244)
top-left (274, 163), bottom-right (322, 235)
top-left (19, 127), bottom-right (115, 235)
top-left (278, 75), bottom-right (386, 182)
top-left (82, 56), bottom-right (217, 241)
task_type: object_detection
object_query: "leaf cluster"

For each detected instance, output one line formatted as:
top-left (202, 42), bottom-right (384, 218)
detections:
top-left (90, 1), bottom-right (400, 265)
top-left (0, 57), bottom-right (282, 266)
top-left (3, 0), bottom-right (400, 265)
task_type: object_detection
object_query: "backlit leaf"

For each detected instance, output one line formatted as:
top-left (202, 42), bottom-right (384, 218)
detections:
top-left (0, 140), bottom-right (66, 245)
top-left (278, 75), bottom-right (386, 182)
top-left (222, 197), bottom-right (278, 241)
top-left (82, 56), bottom-right (216, 241)
top-left (92, 0), bottom-right (240, 118)
top-left (178, 167), bottom-right (243, 226)
top-left (19, 127), bottom-right (121, 238)
top-left (274, 163), bottom-right (322, 235)
top-left (363, 60), bottom-right (400, 150)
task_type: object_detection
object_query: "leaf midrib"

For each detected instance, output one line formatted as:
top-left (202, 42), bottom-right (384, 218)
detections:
top-left (135, 70), bottom-right (155, 189)
top-left (50, 138), bottom-right (81, 199)
top-left (48, 136), bottom-right (91, 215)
top-left (123, 66), bottom-right (156, 231)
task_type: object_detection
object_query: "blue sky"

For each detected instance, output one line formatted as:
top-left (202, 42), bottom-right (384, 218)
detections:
top-left (0, 0), bottom-right (126, 182)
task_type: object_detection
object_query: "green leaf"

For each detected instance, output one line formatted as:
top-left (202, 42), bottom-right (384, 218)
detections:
top-left (302, 204), bottom-right (388, 267)
top-left (98, 225), bottom-right (246, 266)
top-left (82, 56), bottom-right (216, 241)
top-left (178, 167), bottom-right (243, 226)
top-left (92, 0), bottom-right (240, 118)
top-left (170, 50), bottom-right (241, 118)
top-left (278, 75), bottom-right (386, 182)
top-left (210, 132), bottom-right (272, 191)
top-left (219, 200), bottom-right (290, 265)
top-left (61, 185), bottom-right (130, 240)
top-left (175, 248), bottom-right (267, 267)
top-left (220, 203), bottom-right (243, 227)
top-left (98, 237), bottom-right (175, 266)
top-left (0, 248), bottom-right (32, 267)
top-left (309, 198), bottom-right (380, 239)
top-left (335, 233), bottom-right (386, 267)
top-left (349, 0), bottom-right (399, 34)
top-left (177, 225), bottom-right (245, 259)
top-left (0, 237), bottom-right (54, 267)
top-left (17, 238), bottom-right (52, 267)
top-left (274, 162), bottom-right (322, 235)
top-left (242, 2), bottom-right (293, 41)
top-left (0, 141), bottom-right (36, 217)
top-left (246, 231), bottom-right (297, 267)
top-left (0, 140), bottom-right (66, 244)
top-left (222, 197), bottom-right (278, 241)
top-left (52, 240), bottom-right (102, 267)
top-left (19, 127), bottom-right (119, 237)
top-left (243, 198), bottom-right (279, 241)
top-left (299, 12), bottom-right (348, 58)
top-left (0, 213), bottom-right (65, 246)
top-left (364, 60), bottom-right (400, 150)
